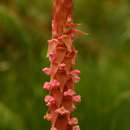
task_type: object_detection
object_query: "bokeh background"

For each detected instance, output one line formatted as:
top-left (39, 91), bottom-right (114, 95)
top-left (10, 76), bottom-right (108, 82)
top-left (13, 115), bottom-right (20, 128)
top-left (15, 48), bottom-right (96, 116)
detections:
top-left (0, 0), bottom-right (130, 130)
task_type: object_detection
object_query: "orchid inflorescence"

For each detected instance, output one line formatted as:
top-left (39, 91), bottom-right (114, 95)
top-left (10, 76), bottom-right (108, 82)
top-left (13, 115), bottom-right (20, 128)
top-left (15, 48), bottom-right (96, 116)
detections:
top-left (42, 0), bottom-right (86, 130)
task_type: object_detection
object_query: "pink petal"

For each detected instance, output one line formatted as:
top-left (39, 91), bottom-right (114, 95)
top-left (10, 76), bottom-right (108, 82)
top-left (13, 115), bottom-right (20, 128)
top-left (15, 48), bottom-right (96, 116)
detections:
top-left (58, 63), bottom-right (66, 71)
top-left (72, 95), bottom-right (81, 103)
top-left (43, 82), bottom-right (51, 91)
top-left (64, 89), bottom-right (75, 97)
top-left (70, 70), bottom-right (80, 76)
top-left (72, 76), bottom-right (80, 83)
top-left (72, 125), bottom-right (80, 130)
top-left (55, 106), bottom-right (70, 115)
top-left (50, 80), bottom-right (60, 88)
top-left (42, 67), bottom-right (51, 75)
top-left (68, 117), bottom-right (78, 125)
top-left (44, 95), bottom-right (56, 106)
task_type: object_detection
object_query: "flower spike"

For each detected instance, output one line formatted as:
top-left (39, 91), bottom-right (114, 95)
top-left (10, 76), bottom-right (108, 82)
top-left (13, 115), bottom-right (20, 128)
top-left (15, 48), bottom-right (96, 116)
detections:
top-left (42, 0), bottom-right (85, 130)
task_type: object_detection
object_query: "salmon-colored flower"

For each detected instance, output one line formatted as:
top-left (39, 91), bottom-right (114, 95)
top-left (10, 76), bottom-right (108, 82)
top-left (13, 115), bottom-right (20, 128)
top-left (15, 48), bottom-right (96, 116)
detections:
top-left (42, 0), bottom-right (85, 130)
top-left (42, 67), bottom-right (51, 75)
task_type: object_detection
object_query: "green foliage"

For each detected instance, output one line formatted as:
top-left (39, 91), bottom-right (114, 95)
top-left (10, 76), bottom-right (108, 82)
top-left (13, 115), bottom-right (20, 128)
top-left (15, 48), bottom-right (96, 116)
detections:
top-left (0, 0), bottom-right (130, 130)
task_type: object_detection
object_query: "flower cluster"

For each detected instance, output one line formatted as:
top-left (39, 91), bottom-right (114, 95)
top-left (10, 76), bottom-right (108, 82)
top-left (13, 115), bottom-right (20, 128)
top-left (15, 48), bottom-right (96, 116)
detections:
top-left (42, 0), bottom-right (85, 130)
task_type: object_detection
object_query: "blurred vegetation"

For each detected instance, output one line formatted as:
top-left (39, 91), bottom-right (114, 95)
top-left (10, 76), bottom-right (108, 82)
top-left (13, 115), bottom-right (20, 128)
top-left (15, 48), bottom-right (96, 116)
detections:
top-left (0, 0), bottom-right (130, 130)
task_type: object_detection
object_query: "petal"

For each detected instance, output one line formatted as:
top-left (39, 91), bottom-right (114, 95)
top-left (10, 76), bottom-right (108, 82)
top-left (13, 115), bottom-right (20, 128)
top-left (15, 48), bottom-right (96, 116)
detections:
top-left (72, 125), bottom-right (80, 130)
top-left (72, 76), bottom-right (80, 83)
top-left (43, 82), bottom-right (51, 91)
top-left (68, 117), bottom-right (78, 125)
top-left (72, 95), bottom-right (81, 103)
top-left (64, 89), bottom-right (75, 97)
top-left (58, 63), bottom-right (66, 71)
top-left (70, 70), bottom-right (80, 76)
top-left (42, 67), bottom-right (51, 75)
top-left (50, 80), bottom-right (60, 89)
top-left (55, 106), bottom-right (70, 115)
top-left (44, 95), bottom-right (56, 106)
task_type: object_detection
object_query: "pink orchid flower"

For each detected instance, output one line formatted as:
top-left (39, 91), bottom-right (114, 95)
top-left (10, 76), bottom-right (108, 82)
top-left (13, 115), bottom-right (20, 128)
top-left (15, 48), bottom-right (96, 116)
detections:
top-left (42, 0), bottom-right (86, 130)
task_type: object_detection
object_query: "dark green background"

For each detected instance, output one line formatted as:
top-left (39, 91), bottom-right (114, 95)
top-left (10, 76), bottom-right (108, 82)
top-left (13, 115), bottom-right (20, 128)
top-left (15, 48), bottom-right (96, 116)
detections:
top-left (0, 0), bottom-right (130, 130)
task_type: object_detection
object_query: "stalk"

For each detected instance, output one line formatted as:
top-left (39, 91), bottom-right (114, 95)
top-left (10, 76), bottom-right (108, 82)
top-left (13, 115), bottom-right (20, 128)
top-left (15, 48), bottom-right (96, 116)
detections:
top-left (42, 0), bottom-right (85, 130)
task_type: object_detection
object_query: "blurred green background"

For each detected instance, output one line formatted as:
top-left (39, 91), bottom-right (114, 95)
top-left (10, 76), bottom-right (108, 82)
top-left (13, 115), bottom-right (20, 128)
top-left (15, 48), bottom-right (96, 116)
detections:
top-left (0, 0), bottom-right (130, 130)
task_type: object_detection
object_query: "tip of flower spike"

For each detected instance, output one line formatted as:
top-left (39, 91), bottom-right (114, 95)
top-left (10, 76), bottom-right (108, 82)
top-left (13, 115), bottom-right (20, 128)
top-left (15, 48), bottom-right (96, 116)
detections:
top-left (73, 125), bottom-right (80, 130)
top-left (68, 117), bottom-right (78, 126)
top-left (55, 106), bottom-right (70, 115)
top-left (42, 67), bottom-right (51, 75)
top-left (72, 95), bottom-right (81, 103)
